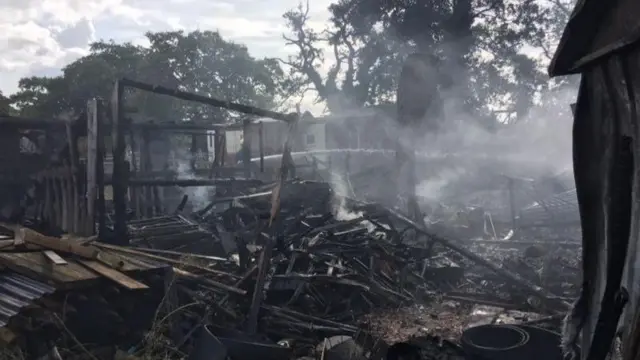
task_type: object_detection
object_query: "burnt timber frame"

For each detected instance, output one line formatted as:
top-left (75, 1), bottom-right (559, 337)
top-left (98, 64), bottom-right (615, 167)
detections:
top-left (109, 78), bottom-right (297, 244)
top-left (0, 114), bottom-right (93, 234)
top-left (87, 99), bottom-right (253, 238)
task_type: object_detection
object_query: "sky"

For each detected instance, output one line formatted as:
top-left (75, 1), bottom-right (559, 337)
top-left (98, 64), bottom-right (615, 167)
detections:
top-left (0, 0), bottom-right (334, 112)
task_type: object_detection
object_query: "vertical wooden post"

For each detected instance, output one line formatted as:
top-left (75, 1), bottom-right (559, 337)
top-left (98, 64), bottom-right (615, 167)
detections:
top-left (35, 173), bottom-right (44, 223)
top-left (96, 100), bottom-right (106, 237)
top-left (86, 99), bottom-right (98, 236)
top-left (242, 119), bottom-right (252, 178)
top-left (209, 130), bottom-right (221, 179)
top-left (69, 165), bottom-right (79, 234)
top-left (247, 113), bottom-right (299, 334)
top-left (312, 157), bottom-right (317, 179)
top-left (259, 121), bottom-right (265, 173)
top-left (111, 80), bottom-right (128, 244)
top-left (51, 167), bottom-right (67, 231)
top-left (246, 239), bottom-right (274, 334)
top-left (220, 131), bottom-right (227, 168)
top-left (64, 122), bottom-right (79, 234)
top-left (141, 130), bottom-right (153, 218)
top-left (508, 177), bottom-right (517, 230)
top-left (190, 133), bottom-right (197, 171)
top-left (65, 122), bottom-right (78, 170)
top-left (43, 172), bottom-right (53, 227)
top-left (345, 151), bottom-right (351, 176)
top-left (129, 128), bottom-right (139, 220)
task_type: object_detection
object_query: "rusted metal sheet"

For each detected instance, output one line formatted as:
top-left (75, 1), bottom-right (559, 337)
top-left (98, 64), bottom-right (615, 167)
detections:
top-left (0, 271), bottom-right (55, 327)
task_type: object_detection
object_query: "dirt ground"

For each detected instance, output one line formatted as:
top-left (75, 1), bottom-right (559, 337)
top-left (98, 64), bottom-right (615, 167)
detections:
top-left (360, 301), bottom-right (545, 344)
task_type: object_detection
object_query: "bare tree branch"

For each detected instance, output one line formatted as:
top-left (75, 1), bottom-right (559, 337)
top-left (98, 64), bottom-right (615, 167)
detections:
top-left (281, 1), bottom-right (334, 103)
top-left (548, 0), bottom-right (572, 16)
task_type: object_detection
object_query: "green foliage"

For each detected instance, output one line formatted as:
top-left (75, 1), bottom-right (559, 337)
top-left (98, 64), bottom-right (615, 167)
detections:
top-left (282, 0), bottom-right (577, 123)
top-left (282, 3), bottom-right (410, 112)
top-left (9, 31), bottom-right (290, 123)
top-left (0, 91), bottom-right (11, 115)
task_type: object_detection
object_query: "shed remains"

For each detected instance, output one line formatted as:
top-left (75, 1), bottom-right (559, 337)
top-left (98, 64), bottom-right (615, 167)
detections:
top-left (549, 0), bottom-right (640, 358)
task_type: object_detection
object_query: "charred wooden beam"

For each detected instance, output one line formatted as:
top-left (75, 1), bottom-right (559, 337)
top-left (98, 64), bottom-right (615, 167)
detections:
top-left (86, 99), bottom-right (98, 236)
top-left (119, 78), bottom-right (297, 123)
top-left (242, 119), bottom-right (252, 178)
top-left (259, 121), bottom-right (265, 173)
top-left (131, 121), bottom-right (243, 131)
top-left (105, 178), bottom-right (263, 187)
top-left (111, 80), bottom-right (128, 244)
top-left (0, 115), bottom-right (67, 129)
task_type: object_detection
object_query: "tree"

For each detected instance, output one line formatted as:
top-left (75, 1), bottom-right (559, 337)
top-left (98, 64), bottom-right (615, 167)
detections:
top-left (282, 0), bottom-right (554, 123)
top-left (10, 31), bottom-right (290, 123)
top-left (282, 3), bottom-right (410, 113)
top-left (534, 0), bottom-right (579, 91)
top-left (0, 91), bottom-right (11, 115)
top-left (506, 0), bottom-right (578, 131)
top-left (140, 31), bottom-right (289, 123)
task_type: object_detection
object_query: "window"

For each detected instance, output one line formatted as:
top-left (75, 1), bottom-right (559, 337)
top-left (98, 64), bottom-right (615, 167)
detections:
top-left (306, 134), bottom-right (316, 144)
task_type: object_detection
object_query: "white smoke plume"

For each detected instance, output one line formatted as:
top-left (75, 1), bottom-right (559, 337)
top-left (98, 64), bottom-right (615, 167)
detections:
top-left (167, 148), bottom-right (215, 211)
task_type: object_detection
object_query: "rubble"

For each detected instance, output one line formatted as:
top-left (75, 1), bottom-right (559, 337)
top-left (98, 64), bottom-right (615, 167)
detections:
top-left (0, 81), bottom-right (582, 359)
top-left (0, 177), bottom-right (581, 359)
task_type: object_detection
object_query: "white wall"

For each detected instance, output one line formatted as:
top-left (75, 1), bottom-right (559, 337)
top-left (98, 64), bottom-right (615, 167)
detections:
top-left (205, 129), bottom-right (243, 157)
top-left (302, 123), bottom-right (326, 151)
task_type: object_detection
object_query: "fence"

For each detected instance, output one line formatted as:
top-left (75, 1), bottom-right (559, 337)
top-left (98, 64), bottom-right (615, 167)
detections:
top-left (32, 164), bottom-right (93, 236)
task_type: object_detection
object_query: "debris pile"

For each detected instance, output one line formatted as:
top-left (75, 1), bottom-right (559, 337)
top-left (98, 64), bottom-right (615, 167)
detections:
top-left (0, 179), bottom-right (580, 359)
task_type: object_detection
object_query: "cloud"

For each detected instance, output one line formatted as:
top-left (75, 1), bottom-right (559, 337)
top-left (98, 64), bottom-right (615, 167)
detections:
top-left (0, 0), bottom-right (333, 113)
top-left (54, 18), bottom-right (95, 49)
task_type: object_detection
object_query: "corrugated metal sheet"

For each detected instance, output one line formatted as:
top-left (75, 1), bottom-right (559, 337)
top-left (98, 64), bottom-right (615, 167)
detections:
top-left (517, 188), bottom-right (579, 227)
top-left (0, 272), bottom-right (56, 327)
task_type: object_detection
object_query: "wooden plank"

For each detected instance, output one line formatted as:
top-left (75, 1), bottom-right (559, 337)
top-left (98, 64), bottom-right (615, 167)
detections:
top-left (43, 250), bottom-right (68, 265)
top-left (12, 226), bottom-right (126, 270)
top-left (0, 252), bottom-right (98, 286)
top-left (77, 260), bottom-right (148, 290)
top-left (13, 228), bottom-right (25, 246)
top-left (14, 253), bottom-right (96, 282)
top-left (94, 243), bottom-right (231, 277)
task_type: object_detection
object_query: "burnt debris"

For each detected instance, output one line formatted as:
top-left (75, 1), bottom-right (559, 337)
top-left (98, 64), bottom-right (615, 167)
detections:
top-left (0, 80), bottom-right (580, 359)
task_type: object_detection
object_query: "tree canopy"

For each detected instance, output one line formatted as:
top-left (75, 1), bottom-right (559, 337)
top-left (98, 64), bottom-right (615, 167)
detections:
top-left (0, 91), bottom-right (11, 116)
top-left (281, 0), bottom-right (576, 123)
top-left (3, 1), bottom-right (576, 126)
top-left (9, 30), bottom-right (290, 123)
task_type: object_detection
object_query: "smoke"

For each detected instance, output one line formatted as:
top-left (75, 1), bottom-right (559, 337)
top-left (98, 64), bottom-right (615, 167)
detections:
top-left (318, 78), bottom-right (577, 220)
top-left (167, 148), bottom-right (214, 211)
top-left (329, 163), bottom-right (378, 232)
top-left (412, 88), bottom-right (577, 202)
top-left (417, 167), bottom-right (467, 202)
